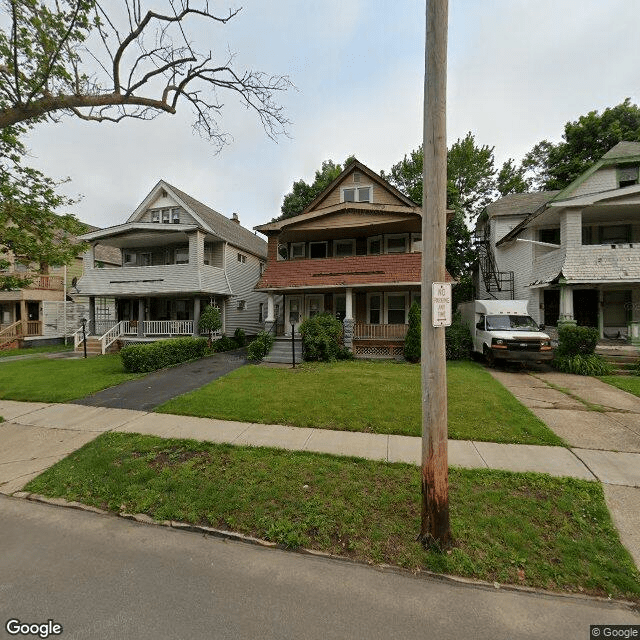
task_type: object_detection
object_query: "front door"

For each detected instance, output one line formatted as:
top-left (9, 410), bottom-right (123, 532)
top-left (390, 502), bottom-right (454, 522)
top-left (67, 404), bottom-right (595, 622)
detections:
top-left (574, 289), bottom-right (599, 327)
top-left (306, 295), bottom-right (324, 320)
top-left (286, 296), bottom-right (303, 334)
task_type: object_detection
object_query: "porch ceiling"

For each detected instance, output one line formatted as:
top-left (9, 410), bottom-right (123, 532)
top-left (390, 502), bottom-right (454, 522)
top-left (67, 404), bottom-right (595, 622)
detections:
top-left (279, 220), bottom-right (421, 243)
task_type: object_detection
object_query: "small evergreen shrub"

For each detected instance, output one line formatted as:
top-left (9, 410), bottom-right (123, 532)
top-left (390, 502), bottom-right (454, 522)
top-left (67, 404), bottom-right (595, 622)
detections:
top-left (404, 301), bottom-right (421, 363)
top-left (555, 325), bottom-right (599, 357)
top-left (247, 331), bottom-right (274, 361)
top-left (300, 313), bottom-right (348, 362)
top-left (198, 305), bottom-right (222, 346)
top-left (552, 325), bottom-right (609, 375)
top-left (120, 337), bottom-right (208, 373)
top-left (212, 336), bottom-right (239, 352)
top-left (234, 328), bottom-right (247, 347)
top-left (445, 311), bottom-right (473, 360)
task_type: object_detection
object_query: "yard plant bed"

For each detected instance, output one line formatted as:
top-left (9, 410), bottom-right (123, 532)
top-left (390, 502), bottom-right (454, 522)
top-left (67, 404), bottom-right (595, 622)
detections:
top-left (24, 432), bottom-right (640, 600)
top-left (158, 360), bottom-right (564, 446)
top-left (0, 354), bottom-right (141, 402)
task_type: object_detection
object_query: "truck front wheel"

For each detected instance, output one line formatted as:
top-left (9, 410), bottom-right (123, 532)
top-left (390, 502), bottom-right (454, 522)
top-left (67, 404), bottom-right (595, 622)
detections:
top-left (483, 345), bottom-right (495, 366)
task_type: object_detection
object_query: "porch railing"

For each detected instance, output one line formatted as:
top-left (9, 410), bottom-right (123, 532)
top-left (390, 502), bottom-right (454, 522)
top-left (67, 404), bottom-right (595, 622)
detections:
top-left (353, 323), bottom-right (409, 341)
top-left (26, 320), bottom-right (42, 336)
top-left (0, 320), bottom-right (22, 349)
top-left (30, 275), bottom-right (64, 290)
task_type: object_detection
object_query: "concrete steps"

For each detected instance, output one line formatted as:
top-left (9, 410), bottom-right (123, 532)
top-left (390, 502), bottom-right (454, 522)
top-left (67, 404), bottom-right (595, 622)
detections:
top-left (596, 345), bottom-right (640, 376)
top-left (263, 337), bottom-right (303, 364)
top-left (74, 337), bottom-right (119, 356)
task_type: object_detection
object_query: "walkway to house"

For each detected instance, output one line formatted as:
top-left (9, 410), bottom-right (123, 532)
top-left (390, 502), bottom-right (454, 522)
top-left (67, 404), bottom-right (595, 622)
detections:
top-left (1, 387), bottom-right (639, 568)
top-left (73, 349), bottom-right (248, 411)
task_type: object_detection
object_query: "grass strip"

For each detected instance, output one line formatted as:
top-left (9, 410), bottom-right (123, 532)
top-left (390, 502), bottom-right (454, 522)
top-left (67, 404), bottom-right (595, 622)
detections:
top-left (0, 344), bottom-right (73, 358)
top-left (0, 354), bottom-right (141, 402)
top-left (600, 375), bottom-right (640, 398)
top-left (158, 360), bottom-right (565, 446)
top-left (534, 377), bottom-right (610, 412)
top-left (24, 432), bottom-right (639, 600)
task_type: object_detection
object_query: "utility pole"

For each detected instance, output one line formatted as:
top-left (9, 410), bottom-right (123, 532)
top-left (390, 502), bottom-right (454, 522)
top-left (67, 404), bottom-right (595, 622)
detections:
top-left (420, 0), bottom-right (451, 547)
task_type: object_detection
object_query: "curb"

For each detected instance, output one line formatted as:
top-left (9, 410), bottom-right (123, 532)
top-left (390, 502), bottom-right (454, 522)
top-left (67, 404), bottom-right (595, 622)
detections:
top-left (11, 491), bottom-right (640, 612)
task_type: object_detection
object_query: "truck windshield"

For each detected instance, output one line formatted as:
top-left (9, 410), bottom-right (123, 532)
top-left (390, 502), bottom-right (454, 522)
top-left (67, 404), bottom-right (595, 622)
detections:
top-left (485, 315), bottom-right (539, 331)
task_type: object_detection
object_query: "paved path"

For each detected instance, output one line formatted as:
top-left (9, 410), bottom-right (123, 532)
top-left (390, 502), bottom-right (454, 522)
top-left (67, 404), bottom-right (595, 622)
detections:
top-left (4, 496), bottom-right (636, 640)
top-left (74, 350), bottom-right (248, 411)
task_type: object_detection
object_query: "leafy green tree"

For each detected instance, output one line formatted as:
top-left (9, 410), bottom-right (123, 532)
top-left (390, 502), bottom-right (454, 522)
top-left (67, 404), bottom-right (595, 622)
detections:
top-left (279, 156), bottom-right (357, 220)
top-left (0, 125), bottom-right (87, 290)
top-left (522, 99), bottom-right (640, 191)
top-left (496, 158), bottom-right (530, 196)
top-left (198, 304), bottom-right (222, 347)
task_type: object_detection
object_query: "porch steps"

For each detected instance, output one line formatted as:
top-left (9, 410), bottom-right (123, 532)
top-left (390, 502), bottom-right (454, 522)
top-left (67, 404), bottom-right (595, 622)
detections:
top-left (74, 337), bottom-right (120, 356)
top-left (263, 337), bottom-right (303, 365)
top-left (595, 345), bottom-right (640, 376)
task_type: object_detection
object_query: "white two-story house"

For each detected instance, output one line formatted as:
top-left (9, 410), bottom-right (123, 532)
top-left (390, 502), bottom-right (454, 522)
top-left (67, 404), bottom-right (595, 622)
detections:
top-left (75, 180), bottom-right (268, 350)
top-left (476, 141), bottom-right (640, 342)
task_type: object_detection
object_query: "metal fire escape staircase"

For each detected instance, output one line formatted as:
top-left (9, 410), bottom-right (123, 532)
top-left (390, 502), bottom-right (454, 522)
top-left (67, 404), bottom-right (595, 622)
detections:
top-left (474, 224), bottom-right (514, 299)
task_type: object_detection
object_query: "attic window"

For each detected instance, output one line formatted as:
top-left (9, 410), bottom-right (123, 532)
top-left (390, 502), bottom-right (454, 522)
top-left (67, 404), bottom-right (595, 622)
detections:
top-left (162, 209), bottom-right (170, 223)
top-left (171, 208), bottom-right (180, 223)
top-left (151, 210), bottom-right (160, 223)
top-left (353, 171), bottom-right (362, 183)
top-left (342, 186), bottom-right (372, 203)
top-left (618, 166), bottom-right (639, 188)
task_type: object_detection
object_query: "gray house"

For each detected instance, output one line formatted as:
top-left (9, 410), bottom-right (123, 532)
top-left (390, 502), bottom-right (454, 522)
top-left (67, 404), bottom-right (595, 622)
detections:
top-left (475, 141), bottom-right (640, 343)
top-left (75, 180), bottom-right (268, 352)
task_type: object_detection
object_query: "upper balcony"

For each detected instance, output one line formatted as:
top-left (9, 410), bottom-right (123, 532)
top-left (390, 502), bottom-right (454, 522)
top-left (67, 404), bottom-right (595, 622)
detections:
top-left (0, 272), bottom-right (64, 292)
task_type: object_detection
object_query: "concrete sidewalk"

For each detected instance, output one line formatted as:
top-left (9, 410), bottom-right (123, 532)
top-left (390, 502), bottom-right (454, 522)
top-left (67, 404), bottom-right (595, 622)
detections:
top-left (1, 397), bottom-right (640, 568)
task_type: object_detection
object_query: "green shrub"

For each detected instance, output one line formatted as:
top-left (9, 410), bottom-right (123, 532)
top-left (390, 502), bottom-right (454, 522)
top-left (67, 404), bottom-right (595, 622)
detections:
top-left (555, 325), bottom-right (599, 357)
top-left (212, 336), bottom-right (239, 352)
top-left (404, 301), bottom-right (421, 362)
top-left (445, 311), bottom-right (473, 360)
top-left (300, 313), bottom-right (347, 362)
top-left (247, 330), bottom-right (274, 361)
top-left (552, 354), bottom-right (613, 376)
top-left (234, 328), bottom-right (247, 347)
top-left (120, 338), bottom-right (208, 373)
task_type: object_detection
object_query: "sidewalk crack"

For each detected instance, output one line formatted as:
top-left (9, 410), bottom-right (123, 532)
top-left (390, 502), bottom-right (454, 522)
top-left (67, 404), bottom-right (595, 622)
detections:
top-left (471, 441), bottom-right (489, 468)
top-left (568, 449), bottom-right (599, 482)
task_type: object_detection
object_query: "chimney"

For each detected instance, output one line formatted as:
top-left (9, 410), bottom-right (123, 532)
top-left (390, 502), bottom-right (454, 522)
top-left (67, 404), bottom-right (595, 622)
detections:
top-left (232, 212), bottom-right (240, 224)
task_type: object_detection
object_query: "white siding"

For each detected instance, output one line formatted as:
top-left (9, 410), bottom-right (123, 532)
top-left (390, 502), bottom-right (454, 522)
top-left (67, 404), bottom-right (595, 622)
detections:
top-left (223, 244), bottom-right (268, 336)
top-left (572, 167), bottom-right (618, 197)
top-left (41, 299), bottom-right (91, 337)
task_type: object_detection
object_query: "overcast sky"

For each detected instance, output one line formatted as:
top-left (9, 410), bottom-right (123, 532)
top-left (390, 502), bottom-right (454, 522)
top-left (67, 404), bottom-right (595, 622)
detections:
top-left (22, 0), bottom-right (640, 234)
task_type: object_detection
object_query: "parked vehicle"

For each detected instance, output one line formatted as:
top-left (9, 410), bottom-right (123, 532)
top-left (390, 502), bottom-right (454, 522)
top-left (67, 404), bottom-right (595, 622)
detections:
top-left (459, 300), bottom-right (553, 364)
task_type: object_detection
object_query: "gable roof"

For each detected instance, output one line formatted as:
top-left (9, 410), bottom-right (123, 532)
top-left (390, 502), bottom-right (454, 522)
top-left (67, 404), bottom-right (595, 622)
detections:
top-left (485, 191), bottom-right (560, 218)
top-left (602, 141), bottom-right (640, 159)
top-left (126, 180), bottom-right (267, 258)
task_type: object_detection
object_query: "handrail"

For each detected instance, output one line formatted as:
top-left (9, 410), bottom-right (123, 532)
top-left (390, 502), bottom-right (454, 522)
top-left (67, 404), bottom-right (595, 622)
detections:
top-left (0, 320), bottom-right (22, 348)
top-left (72, 325), bottom-right (85, 350)
top-left (100, 321), bottom-right (126, 355)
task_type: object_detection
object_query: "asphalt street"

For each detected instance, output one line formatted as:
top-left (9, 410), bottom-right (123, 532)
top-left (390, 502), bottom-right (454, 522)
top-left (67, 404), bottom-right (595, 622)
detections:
top-left (0, 496), bottom-right (637, 640)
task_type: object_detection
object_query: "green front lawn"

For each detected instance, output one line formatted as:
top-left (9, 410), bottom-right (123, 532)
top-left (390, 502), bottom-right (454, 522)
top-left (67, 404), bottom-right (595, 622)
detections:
top-left (600, 375), bottom-right (640, 397)
top-left (158, 360), bottom-right (565, 446)
top-left (0, 354), bottom-right (141, 402)
top-left (24, 432), bottom-right (640, 600)
top-left (0, 343), bottom-right (73, 358)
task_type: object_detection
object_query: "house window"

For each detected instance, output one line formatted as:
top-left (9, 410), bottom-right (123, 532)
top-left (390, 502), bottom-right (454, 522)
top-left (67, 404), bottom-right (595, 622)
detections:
top-left (151, 210), bottom-right (160, 223)
top-left (175, 299), bottom-right (189, 320)
top-left (237, 252), bottom-right (247, 263)
top-left (335, 239), bottom-right (355, 257)
top-left (601, 225), bottom-right (632, 244)
top-left (175, 248), bottom-right (189, 264)
top-left (367, 236), bottom-right (382, 255)
top-left (386, 293), bottom-right (407, 324)
top-left (137, 252), bottom-right (151, 266)
top-left (618, 166), bottom-right (639, 188)
top-left (123, 251), bottom-right (136, 266)
top-left (171, 208), bottom-right (181, 224)
top-left (277, 243), bottom-right (288, 261)
top-left (341, 185), bottom-right (373, 203)
top-left (291, 242), bottom-right (305, 259)
top-left (411, 233), bottom-right (422, 252)
top-left (385, 234), bottom-right (408, 254)
top-left (259, 303), bottom-right (264, 323)
top-left (368, 294), bottom-right (381, 325)
top-left (259, 262), bottom-right (265, 275)
top-left (237, 299), bottom-right (247, 310)
top-left (539, 228), bottom-right (561, 244)
top-left (162, 209), bottom-right (170, 223)
top-left (309, 242), bottom-right (328, 259)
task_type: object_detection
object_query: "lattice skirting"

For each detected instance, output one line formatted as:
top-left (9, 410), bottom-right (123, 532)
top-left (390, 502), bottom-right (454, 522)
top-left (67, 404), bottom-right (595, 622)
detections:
top-left (353, 343), bottom-right (405, 359)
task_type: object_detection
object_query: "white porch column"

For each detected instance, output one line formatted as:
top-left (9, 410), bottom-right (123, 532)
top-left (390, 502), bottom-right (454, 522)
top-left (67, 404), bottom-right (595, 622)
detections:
top-left (345, 287), bottom-right (354, 320)
top-left (266, 293), bottom-right (275, 322)
top-left (193, 297), bottom-right (201, 337)
top-left (137, 298), bottom-right (145, 337)
top-left (558, 281), bottom-right (575, 326)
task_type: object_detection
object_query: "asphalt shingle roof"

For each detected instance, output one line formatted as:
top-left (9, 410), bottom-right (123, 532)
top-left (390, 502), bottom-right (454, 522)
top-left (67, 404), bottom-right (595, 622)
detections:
top-left (485, 191), bottom-right (560, 218)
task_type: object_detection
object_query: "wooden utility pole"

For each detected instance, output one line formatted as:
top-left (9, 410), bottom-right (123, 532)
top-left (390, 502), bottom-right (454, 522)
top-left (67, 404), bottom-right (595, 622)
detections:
top-left (420, 0), bottom-right (451, 547)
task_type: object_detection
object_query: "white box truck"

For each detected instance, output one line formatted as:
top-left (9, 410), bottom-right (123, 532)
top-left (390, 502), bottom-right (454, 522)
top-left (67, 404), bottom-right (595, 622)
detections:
top-left (458, 300), bottom-right (553, 364)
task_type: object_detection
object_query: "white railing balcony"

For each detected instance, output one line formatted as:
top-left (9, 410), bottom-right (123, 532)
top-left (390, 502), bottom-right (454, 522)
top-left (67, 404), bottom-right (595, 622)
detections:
top-left (353, 323), bottom-right (408, 341)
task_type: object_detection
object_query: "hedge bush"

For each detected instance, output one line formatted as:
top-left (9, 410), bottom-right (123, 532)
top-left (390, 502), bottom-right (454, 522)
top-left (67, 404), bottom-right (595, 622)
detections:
top-left (212, 336), bottom-right (239, 352)
top-left (555, 325), bottom-right (599, 357)
top-left (553, 354), bottom-right (613, 376)
top-left (404, 301), bottom-right (421, 362)
top-left (234, 328), bottom-right (247, 347)
top-left (445, 311), bottom-right (473, 361)
top-left (247, 331), bottom-right (274, 361)
top-left (300, 313), bottom-right (351, 362)
top-left (121, 337), bottom-right (208, 373)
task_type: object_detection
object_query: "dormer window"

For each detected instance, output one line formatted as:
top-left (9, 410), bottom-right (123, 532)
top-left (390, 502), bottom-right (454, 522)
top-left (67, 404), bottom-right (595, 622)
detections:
top-left (151, 210), bottom-right (160, 223)
top-left (171, 208), bottom-right (181, 223)
top-left (162, 209), bottom-right (170, 223)
top-left (618, 166), bottom-right (639, 188)
top-left (342, 186), bottom-right (372, 203)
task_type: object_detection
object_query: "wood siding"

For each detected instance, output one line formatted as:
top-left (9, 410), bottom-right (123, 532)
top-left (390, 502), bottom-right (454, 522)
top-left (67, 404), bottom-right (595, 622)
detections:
top-left (314, 172), bottom-right (407, 211)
